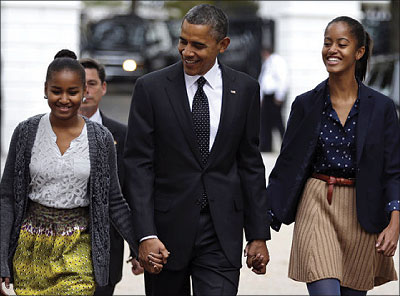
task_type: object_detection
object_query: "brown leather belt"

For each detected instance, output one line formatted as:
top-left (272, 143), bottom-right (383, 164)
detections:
top-left (312, 173), bottom-right (355, 205)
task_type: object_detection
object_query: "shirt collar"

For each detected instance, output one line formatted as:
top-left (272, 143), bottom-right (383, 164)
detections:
top-left (44, 112), bottom-right (87, 143)
top-left (89, 108), bottom-right (103, 125)
top-left (184, 59), bottom-right (220, 90)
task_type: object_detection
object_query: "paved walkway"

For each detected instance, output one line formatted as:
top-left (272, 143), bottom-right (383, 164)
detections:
top-left (114, 153), bottom-right (399, 295)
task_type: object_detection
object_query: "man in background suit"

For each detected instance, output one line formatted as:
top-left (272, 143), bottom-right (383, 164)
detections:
top-left (78, 58), bottom-right (143, 296)
top-left (124, 4), bottom-right (270, 295)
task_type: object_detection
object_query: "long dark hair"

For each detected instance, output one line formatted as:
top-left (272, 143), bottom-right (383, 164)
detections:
top-left (325, 16), bottom-right (373, 81)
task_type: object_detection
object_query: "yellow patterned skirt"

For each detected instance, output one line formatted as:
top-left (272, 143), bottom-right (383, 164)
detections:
top-left (13, 202), bottom-right (95, 295)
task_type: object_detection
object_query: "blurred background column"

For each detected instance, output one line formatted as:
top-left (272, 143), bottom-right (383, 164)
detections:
top-left (391, 0), bottom-right (399, 54)
top-left (1, 1), bottom-right (81, 172)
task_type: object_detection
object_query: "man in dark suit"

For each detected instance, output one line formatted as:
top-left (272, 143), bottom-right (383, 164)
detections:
top-left (78, 58), bottom-right (143, 296)
top-left (124, 4), bottom-right (270, 295)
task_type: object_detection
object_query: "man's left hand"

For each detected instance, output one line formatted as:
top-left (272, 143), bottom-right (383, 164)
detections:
top-left (244, 240), bottom-right (270, 274)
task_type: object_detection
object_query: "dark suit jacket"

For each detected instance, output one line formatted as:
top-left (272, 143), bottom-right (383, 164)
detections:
top-left (266, 79), bottom-right (400, 234)
top-left (124, 61), bottom-right (270, 270)
top-left (101, 112), bottom-right (128, 285)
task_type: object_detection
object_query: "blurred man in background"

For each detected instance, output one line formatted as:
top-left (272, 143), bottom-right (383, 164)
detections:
top-left (79, 58), bottom-right (143, 296)
top-left (258, 46), bottom-right (289, 152)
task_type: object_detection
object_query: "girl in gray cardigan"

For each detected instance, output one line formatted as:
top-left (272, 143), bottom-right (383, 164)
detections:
top-left (0, 50), bottom-right (158, 295)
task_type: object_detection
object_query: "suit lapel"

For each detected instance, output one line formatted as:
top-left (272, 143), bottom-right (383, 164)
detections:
top-left (284, 80), bottom-right (326, 151)
top-left (100, 112), bottom-right (119, 147)
top-left (356, 83), bottom-right (375, 164)
top-left (100, 112), bottom-right (114, 133)
top-left (165, 62), bottom-right (203, 165)
top-left (207, 64), bottom-right (236, 166)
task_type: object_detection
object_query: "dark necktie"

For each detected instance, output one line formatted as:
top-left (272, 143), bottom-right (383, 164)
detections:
top-left (192, 76), bottom-right (210, 165)
top-left (192, 76), bottom-right (209, 210)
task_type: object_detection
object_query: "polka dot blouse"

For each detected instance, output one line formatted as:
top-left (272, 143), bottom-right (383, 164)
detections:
top-left (312, 89), bottom-right (399, 213)
top-left (312, 94), bottom-right (359, 179)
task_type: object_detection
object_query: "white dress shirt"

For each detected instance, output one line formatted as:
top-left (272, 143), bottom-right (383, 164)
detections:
top-left (184, 59), bottom-right (223, 151)
top-left (89, 108), bottom-right (103, 125)
top-left (28, 113), bottom-right (90, 209)
top-left (258, 53), bottom-right (289, 102)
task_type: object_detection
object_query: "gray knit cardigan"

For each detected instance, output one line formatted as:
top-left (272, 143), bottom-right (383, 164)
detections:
top-left (0, 114), bottom-right (137, 286)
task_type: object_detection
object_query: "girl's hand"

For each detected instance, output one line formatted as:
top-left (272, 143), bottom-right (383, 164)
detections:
top-left (126, 257), bottom-right (144, 275)
top-left (376, 211), bottom-right (399, 257)
top-left (1, 277), bottom-right (10, 296)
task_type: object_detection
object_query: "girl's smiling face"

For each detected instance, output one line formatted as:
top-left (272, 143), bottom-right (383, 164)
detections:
top-left (45, 70), bottom-right (85, 121)
top-left (322, 21), bottom-right (365, 77)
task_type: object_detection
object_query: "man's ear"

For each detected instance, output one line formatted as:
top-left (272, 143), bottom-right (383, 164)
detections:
top-left (218, 37), bottom-right (230, 54)
top-left (102, 81), bottom-right (107, 96)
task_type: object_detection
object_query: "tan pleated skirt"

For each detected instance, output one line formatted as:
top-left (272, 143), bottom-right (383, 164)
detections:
top-left (289, 178), bottom-right (397, 291)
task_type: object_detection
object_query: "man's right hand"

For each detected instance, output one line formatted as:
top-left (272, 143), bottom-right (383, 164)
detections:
top-left (138, 238), bottom-right (170, 274)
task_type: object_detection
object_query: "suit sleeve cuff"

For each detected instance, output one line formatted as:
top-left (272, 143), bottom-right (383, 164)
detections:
top-left (140, 235), bottom-right (158, 242)
top-left (268, 209), bottom-right (282, 232)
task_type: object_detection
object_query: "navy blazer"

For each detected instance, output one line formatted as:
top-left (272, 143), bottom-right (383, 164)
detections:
top-left (267, 79), bottom-right (400, 234)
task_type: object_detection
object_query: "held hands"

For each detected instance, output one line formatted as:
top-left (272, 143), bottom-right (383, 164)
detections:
top-left (138, 238), bottom-right (170, 274)
top-left (126, 257), bottom-right (144, 275)
top-left (244, 240), bottom-right (270, 274)
top-left (376, 211), bottom-right (399, 257)
top-left (1, 277), bottom-right (10, 296)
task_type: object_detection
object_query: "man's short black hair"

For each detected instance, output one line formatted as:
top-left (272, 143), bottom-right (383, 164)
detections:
top-left (183, 4), bottom-right (228, 42)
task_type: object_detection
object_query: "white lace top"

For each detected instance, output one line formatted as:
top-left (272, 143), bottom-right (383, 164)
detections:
top-left (28, 113), bottom-right (90, 209)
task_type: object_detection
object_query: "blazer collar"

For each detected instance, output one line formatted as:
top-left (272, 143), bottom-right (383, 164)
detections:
top-left (356, 81), bottom-right (375, 164)
top-left (305, 78), bottom-right (327, 121)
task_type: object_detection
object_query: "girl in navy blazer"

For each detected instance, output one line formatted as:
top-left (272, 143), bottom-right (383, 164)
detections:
top-left (266, 16), bottom-right (399, 295)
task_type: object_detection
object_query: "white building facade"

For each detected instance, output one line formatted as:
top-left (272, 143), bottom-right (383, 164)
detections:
top-left (258, 1), bottom-right (362, 121)
top-left (1, 1), bottom-right (82, 165)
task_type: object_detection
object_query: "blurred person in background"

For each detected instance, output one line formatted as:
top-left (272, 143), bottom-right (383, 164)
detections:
top-left (265, 16), bottom-right (399, 295)
top-left (0, 49), bottom-right (147, 296)
top-left (258, 46), bottom-right (289, 152)
top-left (124, 4), bottom-right (270, 295)
top-left (78, 58), bottom-right (144, 296)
